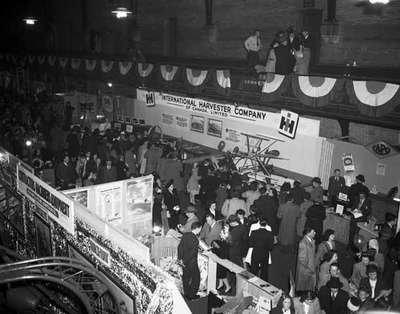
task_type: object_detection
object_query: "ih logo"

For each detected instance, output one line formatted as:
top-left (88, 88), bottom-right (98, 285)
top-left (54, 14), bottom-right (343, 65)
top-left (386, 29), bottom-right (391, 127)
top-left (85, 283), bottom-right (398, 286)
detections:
top-left (145, 91), bottom-right (155, 107)
top-left (278, 110), bottom-right (299, 139)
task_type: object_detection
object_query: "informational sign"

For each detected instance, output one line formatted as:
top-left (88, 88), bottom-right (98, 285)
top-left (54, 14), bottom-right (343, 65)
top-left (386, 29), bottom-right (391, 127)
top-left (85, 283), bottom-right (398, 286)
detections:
top-left (278, 110), bottom-right (299, 139)
top-left (17, 164), bottom-right (75, 234)
top-left (89, 238), bottom-right (111, 266)
top-left (97, 187), bottom-right (122, 222)
top-left (342, 153), bottom-right (355, 172)
top-left (145, 91), bottom-right (155, 107)
top-left (65, 189), bottom-right (88, 208)
top-left (376, 163), bottom-right (386, 176)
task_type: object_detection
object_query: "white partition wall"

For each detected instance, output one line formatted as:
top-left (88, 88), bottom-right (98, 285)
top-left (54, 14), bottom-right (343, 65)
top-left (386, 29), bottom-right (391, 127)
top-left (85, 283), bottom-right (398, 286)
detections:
top-left (136, 89), bottom-right (323, 178)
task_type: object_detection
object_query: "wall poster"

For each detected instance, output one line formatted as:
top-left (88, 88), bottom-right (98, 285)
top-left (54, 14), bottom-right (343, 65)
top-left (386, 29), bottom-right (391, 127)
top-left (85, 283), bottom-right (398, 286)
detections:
top-left (96, 187), bottom-right (122, 222)
top-left (207, 118), bottom-right (223, 138)
top-left (190, 115), bottom-right (205, 133)
top-left (126, 176), bottom-right (153, 219)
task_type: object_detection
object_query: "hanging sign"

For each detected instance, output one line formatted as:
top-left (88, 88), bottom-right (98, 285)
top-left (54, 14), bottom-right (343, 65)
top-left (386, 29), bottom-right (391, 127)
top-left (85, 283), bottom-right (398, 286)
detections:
top-left (366, 141), bottom-right (397, 159)
top-left (17, 164), bottom-right (75, 234)
top-left (342, 153), bottom-right (355, 172)
top-left (278, 110), bottom-right (299, 139)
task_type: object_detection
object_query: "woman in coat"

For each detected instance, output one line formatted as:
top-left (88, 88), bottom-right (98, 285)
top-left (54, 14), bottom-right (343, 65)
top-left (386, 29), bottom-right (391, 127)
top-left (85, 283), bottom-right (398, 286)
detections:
top-left (315, 229), bottom-right (336, 275)
top-left (293, 291), bottom-right (322, 314)
top-left (163, 180), bottom-right (180, 229)
top-left (317, 250), bottom-right (338, 289)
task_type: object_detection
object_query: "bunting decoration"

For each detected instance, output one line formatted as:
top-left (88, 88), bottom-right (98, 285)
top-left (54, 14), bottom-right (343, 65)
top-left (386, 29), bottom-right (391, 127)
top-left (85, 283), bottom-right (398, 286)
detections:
top-left (19, 56), bottom-right (27, 67)
top-left (118, 61), bottom-right (133, 75)
top-left (101, 60), bottom-right (114, 73)
top-left (292, 75), bottom-right (338, 107)
top-left (160, 65), bottom-right (179, 82)
top-left (85, 59), bottom-right (97, 71)
top-left (48, 56), bottom-right (57, 67)
top-left (261, 73), bottom-right (288, 101)
top-left (214, 70), bottom-right (231, 96)
top-left (59, 57), bottom-right (68, 68)
top-left (346, 80), bottom-right (400, 117)
top-left (38, 56), bottom-right (46, 65)
top-left (28, 55), bottom-right (36, 64)
top-left (71, 58), bottom-right (81, 70)
top-left (138, 63), bottom-right (154, 78)
top-left (185, 68), bottom-right (208, 94)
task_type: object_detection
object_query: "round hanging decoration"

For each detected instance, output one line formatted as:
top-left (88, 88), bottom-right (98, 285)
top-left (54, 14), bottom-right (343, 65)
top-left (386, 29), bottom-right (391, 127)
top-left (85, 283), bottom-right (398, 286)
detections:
top-left (101, 60), bottom-right (114, 73)
top-left (118, 61), bottom-right (133, 75)
top-left (216, 70), bottom-right (231, 89)
top-left (214, 69), bottom-right (231, 96)
top-left (59, 57), bottom-right (68, 68)
top-left (71, 58), bottom-right (81, 70)
top-left (85, 59), bottom-right (97, 71)
top-left (345, 80), bottom-right (400, 117)
top-left (48, 56), bottom-right (56, 66)
top-left (186, 68), bottom-right (208, 86)
top-left (28, 55), bottom-right (36, 64)
top-left (292, 75), bottom-right (339, 107)
top-left (262, 73), bottom-right (285, 94)
top-left (37, 56), bottom-right (46, 64)
top-left (260, 73), bottom-right (289, 101)
top-left (138, 63), bottom-right (154, 77)
top-left (160, 64), bottom-right (178, 81)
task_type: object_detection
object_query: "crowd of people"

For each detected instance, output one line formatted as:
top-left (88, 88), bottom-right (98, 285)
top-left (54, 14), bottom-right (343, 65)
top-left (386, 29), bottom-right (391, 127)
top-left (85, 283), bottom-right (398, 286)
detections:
top-left (1, 92), bottom-right (400, 312)
top-left (244, 26), bottom-right (312, 75)
top-left (176, 162), bottom-right (400, 313)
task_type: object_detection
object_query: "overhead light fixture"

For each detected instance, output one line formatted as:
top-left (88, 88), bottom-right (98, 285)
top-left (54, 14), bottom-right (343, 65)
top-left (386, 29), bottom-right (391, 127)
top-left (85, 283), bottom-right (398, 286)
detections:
top-left (25, 140), bottom-right (32, 147)
top-left (107, 82), bottom-right (113, 88)
top-left (23, 17), bottom-right (38, 25)
top-left (369, 0), bottom-right (389, 3)
top-left (111, 7), bottom-right (132, 19)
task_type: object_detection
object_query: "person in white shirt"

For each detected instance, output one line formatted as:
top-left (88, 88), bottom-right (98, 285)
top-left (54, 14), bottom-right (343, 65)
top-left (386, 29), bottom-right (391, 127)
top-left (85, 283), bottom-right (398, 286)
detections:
top-left (242, 181), bottom-right (261, 211)
top-left (244, 30), bottom-right (262, 68)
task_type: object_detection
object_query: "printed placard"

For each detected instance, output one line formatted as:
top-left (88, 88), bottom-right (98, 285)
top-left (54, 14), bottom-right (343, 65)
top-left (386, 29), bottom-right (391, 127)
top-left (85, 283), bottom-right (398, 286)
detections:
top-left (278, 110), bottom-right (299, 139)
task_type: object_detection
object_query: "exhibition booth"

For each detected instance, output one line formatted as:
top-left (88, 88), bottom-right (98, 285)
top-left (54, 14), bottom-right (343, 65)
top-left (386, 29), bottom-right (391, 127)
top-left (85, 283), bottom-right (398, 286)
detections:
top-left (0, 148), bottom-right (191, 314)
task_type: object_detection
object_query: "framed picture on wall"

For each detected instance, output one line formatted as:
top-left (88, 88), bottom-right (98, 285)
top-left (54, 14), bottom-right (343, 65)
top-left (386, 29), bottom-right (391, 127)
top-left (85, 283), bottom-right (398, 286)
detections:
top-left (207, 118), bottom-right (223, 138)
top-left (190, 115), bottom-right (205, 133)
top-left (34, 215), bottom-right (52, 257)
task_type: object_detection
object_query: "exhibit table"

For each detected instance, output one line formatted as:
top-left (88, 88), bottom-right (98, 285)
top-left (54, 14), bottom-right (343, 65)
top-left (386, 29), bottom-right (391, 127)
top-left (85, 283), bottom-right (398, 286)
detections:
top-left (323, 211), bottom-right (379, 246)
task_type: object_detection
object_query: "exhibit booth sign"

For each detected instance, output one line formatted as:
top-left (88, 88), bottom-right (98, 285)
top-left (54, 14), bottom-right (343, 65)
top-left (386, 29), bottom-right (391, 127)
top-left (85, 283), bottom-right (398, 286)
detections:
top-left (17, 163), bottom-right (75, 235)
top-left (136, 89), bottom-right (323, 178)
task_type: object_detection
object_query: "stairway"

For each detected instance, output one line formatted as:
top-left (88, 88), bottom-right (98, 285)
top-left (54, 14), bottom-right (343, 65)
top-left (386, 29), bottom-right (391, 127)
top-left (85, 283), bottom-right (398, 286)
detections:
top-left (0, 257), bottom-right (121, 314)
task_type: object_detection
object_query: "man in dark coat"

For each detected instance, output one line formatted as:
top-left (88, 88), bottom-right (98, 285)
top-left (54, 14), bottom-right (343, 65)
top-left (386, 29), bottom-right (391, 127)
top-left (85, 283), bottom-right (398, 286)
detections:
top-left (327, 169), bottom-right (345, 205)
top-left (318, 277), bottom-right (349, 314)
top-left (348, 174), bottom-right (369, 207)
top-left (305, 201), bottom-right (326, 244)
top-left (55, 155), bottom-right (76, 189)
top-left (178, 221), bottom-right (202, 300)
top-left (253, 186), bottom-right (278, 237)
top-left (248, 218), bottom-right (274, 281)
top-left (359, 264), bottom-right (391, 301)
top-left (227, 215), bottom-right (248, 267)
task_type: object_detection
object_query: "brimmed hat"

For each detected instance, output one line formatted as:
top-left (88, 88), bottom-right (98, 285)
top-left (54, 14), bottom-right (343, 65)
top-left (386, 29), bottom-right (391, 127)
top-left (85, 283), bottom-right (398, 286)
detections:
top-left (356, 174), bottom-right (365, 182)
top-left (347, 297), bottom-right (361, 312)
top-left (326, 277), bottom-right (343, 289)
top-left (312, 177), bottom-right (322, 184)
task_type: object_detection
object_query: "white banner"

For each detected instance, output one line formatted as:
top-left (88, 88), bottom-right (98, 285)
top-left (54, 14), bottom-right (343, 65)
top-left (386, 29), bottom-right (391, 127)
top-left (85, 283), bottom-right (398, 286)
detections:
top-left (17, 164), bottom-right (75, 234)
top-left (137, 89), bottom-right (319, 137)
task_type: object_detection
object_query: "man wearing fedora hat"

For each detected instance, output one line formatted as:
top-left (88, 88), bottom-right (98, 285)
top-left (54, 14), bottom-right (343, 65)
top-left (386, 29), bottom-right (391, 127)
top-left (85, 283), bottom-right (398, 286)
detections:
top-left (348, 174), bottom-right (369, 208)
top-left (318, 277), bottom-right (349, 314)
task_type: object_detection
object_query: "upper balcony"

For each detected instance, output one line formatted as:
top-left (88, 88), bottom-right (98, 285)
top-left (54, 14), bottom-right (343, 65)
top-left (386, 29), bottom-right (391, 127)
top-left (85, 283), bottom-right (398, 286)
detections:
top-left (1, 50), bottom-right (400, 130)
